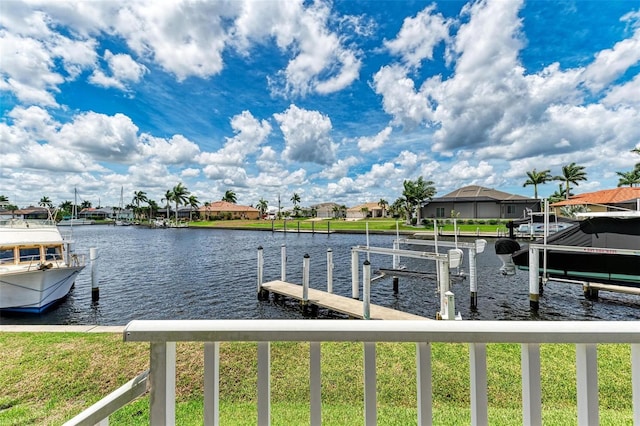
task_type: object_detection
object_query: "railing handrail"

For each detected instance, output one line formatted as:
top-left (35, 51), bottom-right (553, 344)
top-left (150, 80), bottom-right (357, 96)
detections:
top-left (124, 319), bottom-right (640, 344)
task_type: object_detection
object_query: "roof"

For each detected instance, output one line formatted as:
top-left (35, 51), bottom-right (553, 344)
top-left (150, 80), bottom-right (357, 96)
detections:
top-left (550, 187), bottom-right (640, 207)
top-left (198, 201), bottom-right (258, 213)
top-left (347, 202), bottom-right (383, 212)
top-left (435, 185), bottom-right (532, 202)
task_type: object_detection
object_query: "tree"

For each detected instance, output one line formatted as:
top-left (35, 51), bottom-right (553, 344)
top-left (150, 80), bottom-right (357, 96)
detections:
top-left (132, 191), bottom-right (148, 220)
top-left (290, 193), bottom-right (301, 216)
top-left (0, 195), bottom-right (8, 203)
top-left (170, 183), bottom-right (190, 222)
top-left (38, 196), bottom-right (53, 209)
top-left (402, 177), bottom-right (436, 225)
top-left (59, 200), bottom-right (73, 215)
top-left (360, 206), bottom-right (369, 218)
top-left (390, 197), bottom-right (406, 219)
top-left (523, 169), bottom-right (552, 199)
top-left (616, 170), bottom-right (640, 187)
top-left (222, 190), bottom-right (237, 204)
top-left (161, 190), bottom-right (173, 219)
top-left (187, 194), bottom-right (199, 221)
top-left (80, 200), bottom-right (92, 209)
top-left (5, 204), bottom-right (18, 218)
top-left (548, 184), bottom-right (571, 204)
top-left (378, 199), bottom-right (388, 217)
top-left (257, 198), bottom-right (268, 218)
top-left (554, 163), bottom-right (587, 200)
top-left (147, 199), bottom-right (159, 220)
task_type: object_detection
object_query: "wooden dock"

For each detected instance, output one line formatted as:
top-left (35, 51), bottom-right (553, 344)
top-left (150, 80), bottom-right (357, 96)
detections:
top-left (260, 280), bottom-right (429, 320)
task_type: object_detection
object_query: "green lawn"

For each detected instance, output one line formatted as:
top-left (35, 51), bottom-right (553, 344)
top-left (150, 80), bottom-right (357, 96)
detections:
top-left (0, 333), bottom-right (634, 425)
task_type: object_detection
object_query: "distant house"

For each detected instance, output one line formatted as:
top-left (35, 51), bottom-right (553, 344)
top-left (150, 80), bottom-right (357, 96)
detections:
top-left (550, 187), bottom-right (640, 215)
top-left (312, 202), bottom-right (344, 219)
top-left (346, 202), bottom-right (386, 219)
top-left (422, 185), bottom-right (539, 219)
top-left (198, 201), bottom-right (260, 220)
top-left (1, 206), bottom-right (49, 220)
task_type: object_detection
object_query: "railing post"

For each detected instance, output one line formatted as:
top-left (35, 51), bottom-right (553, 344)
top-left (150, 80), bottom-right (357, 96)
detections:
top-left (437, 259), bottom-right (450, 319)
top-left (150, 342), bottom-right (176, 426)
top-left (351, 249), bottom-right (359, 299)
top-left (204, 342), bottom-right (219, 426)
top-left (470, 343), bottom-right (488, 426)
top-left (327, 249), bottom-right (333, 293)
top-left (632, 344), bottom-right (640, 425)
top-left (281, 244), bottom-right (286, 282)
top-left (364, 342), bottom-right (377, 425)
top-left (576, 344), bottom-right (598, 426)
top-left (363, 260), bottom-right (371, 320)
top-left (528, 246), bottom-right (540, 310)
top-left (416, 342), bottom-right (432, 426)
top-left (257, 342), bottom-right (271, 425)
top-left (521, 343), bottom-right (541, 425)
top-left (310, 342), bottom-right (322, 426)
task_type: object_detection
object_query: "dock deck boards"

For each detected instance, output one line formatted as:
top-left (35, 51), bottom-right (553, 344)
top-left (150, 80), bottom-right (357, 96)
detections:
top-left (261, 280), bottom-right (429, 320)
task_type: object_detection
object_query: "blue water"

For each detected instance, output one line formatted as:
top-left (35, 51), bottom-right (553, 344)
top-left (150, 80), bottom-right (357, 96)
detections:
top-left (2, 225), bottom-right (638, 325)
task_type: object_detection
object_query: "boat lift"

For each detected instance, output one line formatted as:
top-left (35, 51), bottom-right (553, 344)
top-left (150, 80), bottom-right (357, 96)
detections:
top-left (392, 238), bottom-right (487, 308)
top-left (351, 245), bottom-right (464, 320)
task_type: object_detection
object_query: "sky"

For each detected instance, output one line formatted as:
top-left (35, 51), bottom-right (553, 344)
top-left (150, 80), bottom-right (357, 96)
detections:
top-left (1, 0), bottom-right (639, 210)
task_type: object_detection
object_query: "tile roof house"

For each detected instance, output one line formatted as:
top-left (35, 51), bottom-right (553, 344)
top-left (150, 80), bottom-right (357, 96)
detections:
top-left (422, 185), bottom-right (539, 219)
top-left (312, 202), bottom-right (345, 219)
top-left (198, 201), bottom-right (260, 220)
top-left (346, 202), bottom-right (386, 219)
top-left (550, 187), bottom-right (640, 214)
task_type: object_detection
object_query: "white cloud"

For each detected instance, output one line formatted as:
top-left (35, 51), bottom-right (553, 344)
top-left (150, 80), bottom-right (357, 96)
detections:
top-left (357, 127), bottom-right (392, 153)
top-left (140, 134), bottom-right (201, 165)
top-left (317, 156), bottom-right (360, 179)
top-left (274, 104), bottom-right (336, 165)
top-left (89, 50), bottom-right (148, 90)
top-left (233, 0), bottom-right (361, 97)
top-left (384, 4), bottom-right (452, 67)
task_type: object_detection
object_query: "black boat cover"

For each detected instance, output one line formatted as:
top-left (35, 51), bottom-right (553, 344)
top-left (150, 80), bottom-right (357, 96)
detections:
top-left (510, 217), bottom-right (640, 286)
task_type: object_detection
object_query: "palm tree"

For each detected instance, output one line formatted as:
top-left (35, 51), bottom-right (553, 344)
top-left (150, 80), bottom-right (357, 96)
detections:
top-left (161, 190), bottom-right (173, 220)
top-left (222, 190), bottom-right (237, 204)
top-left (0, 195), bottom-right (8, 204)
top-left (402, 177), bottom-right (436, 225)
top-left (171, 183), bottom-right (190, 223)
top-left (38, 196), bottom-right (53, 209)
top-left (616, 169), bottom-right (640, 187)
top-left (131, 191), bottom-right (148, 221)
top-left (187, 194), bottom-right (199, 221)
top-left (80, 200), bottom-right (92, 209)
top-left (360, 206), bottom-right (369, 218)
top-left (257, 198), bottom-right (268, 219)
top-left (548, 184), bottom-right (571, 204)
top-left (147, 199), bottom-right (159, 221)
top-left (378, 199), bottom-right (388, 218)
top-left (290, 193), bottom-right (301, 217)
top-left (523, 169), bottom-right (552, 199)
top-left (59, 200), bottom-right (73, 215)
top-left (554, 163), bottom-right (587, 200)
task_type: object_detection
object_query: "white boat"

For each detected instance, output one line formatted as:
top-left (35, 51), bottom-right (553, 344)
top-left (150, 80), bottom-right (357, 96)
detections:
top-left (0, 218), bottom-right (86, 313)
top-left (57, 218), bottom-right (96, 226)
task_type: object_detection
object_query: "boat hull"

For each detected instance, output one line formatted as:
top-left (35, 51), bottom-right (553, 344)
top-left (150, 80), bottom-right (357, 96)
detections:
top-left (0, 266), bottom-right (85, 313)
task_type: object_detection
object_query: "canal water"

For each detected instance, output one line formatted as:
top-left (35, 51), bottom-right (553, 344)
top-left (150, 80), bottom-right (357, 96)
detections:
top-left (2, 225), bottom-right (638, 325)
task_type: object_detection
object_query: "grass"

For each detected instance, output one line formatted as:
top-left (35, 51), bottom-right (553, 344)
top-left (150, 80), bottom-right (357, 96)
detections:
top-left (188, 217), bottom-right (509, 235)
top-left (0, 333), bottom-right (635, 425)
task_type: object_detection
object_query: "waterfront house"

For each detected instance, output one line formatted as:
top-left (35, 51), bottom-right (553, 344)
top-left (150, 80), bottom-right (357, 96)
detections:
top-left (346, 202), bottom-right (386, 219)
top-left (422, 185), bottom-right (539, 219)
top-left (198, 201), bottom-right (260, 220)
top-left (312, 202), bottom-right (345, 219)
top-left (0, 206), bottom-right (49, 220)
top-left (550, 187), bottom-right (640, 215)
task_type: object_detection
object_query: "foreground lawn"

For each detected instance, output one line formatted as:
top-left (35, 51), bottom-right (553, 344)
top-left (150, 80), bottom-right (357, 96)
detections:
top-left (0, 332), bottom-right (634, 425)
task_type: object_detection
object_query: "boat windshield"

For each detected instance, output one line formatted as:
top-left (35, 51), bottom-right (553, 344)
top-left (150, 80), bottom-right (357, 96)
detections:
top-left (19, 247), bottom-right (41, 263)
top-left (0, 247), bottom-right (15, 264)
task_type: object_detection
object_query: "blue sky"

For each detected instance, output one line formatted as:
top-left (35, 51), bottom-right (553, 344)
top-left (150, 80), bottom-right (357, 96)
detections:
top-left (1, 0), bottom-right (639, 210)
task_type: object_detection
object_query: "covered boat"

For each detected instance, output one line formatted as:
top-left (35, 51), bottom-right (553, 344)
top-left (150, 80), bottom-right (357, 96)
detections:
top-left (498, 217), bottom-right (640, 288)
top-left (0, 218), bottom-right (86, 312)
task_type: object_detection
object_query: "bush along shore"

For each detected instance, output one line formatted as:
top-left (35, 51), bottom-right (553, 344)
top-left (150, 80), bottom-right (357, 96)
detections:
top-left (0, 331), bottom-right (634, 425)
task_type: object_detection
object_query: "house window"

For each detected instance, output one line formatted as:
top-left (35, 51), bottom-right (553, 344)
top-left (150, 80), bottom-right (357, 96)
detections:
top-left (507, 205), bottom-right (516, 215)
top-left (436, 207), bottom-right (445, 218)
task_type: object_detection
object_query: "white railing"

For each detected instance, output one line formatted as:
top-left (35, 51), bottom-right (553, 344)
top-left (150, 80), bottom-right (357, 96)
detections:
top-left (67, 320), bottom-right (640, 426)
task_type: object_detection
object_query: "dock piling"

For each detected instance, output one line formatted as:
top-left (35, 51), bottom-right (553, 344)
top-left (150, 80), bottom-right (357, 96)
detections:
top-left (528, 246), bottom-right (540, 310)
top-left (351, 250), bottom-right (359, 299)
top-left (90, 248), bottom-right (99, 302)
top-left (281, 244), bottom-right (287, 281)
top-left (257, 246), bottom-right (269, 300)
top-left (363, 260), bottom-right (371, 320)
top-left (327, 249), bottom-right (333, 293)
